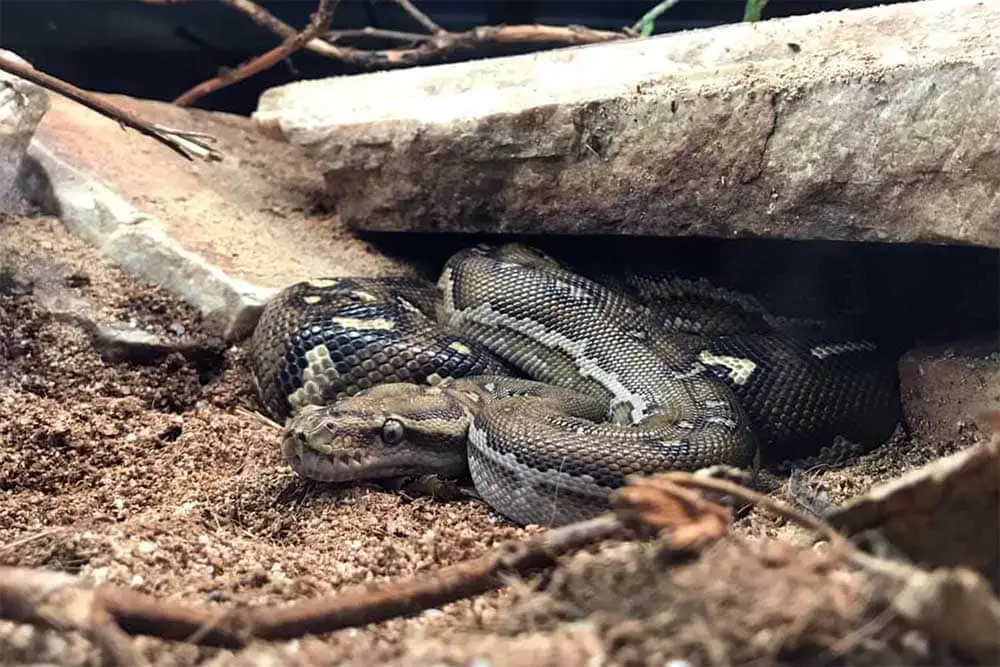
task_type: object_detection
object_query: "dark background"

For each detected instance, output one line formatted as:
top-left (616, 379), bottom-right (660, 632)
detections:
top-left (2, 0), bottom-right (913, 114)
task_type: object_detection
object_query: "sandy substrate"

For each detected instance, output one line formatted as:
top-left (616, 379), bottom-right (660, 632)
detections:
top-left (0, 212), bottom-right (981, 665)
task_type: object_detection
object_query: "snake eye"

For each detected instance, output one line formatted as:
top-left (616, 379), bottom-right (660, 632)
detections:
top-left (381, 418), bottom-right (405, 445)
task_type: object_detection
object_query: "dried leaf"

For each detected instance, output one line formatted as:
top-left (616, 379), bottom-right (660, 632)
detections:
top-left (827, 436), bottom-right (999, 586)
top-left (611, 477), bottom-right (731, 548)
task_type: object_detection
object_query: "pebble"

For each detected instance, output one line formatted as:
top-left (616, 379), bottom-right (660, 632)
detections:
top-left (137, 540), bottom-right (157, 554)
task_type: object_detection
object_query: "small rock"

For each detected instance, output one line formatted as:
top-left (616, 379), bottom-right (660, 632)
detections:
top-left (0, 49), bottom-right (49, 212)
top-left (136, 540), bottom-right (158, 554)
top-left (157, 422), bottom-right (183, 443)
top-left (62, 272), bottom-right (90, 288)
top-left (95, 322), bottom-right (173, 364)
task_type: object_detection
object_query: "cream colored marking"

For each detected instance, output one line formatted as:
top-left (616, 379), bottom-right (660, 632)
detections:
top-left (398, 298), bottom-right (422, 313)
top-left (288, 345), bottom-right (338, 409)
top-left (306, 278), bottom-right (338, 288)
top-left (810, 341), bottom-right (875, 359)
top-left (448, 341), bottom-right (472, 355)
top-left (330, 316), bottom-right (396, 330)
top-left (301, 295), bottom-right (322, 305)
top-left (697, 350), bottom-right (757, 386)
top-left (438, 266), bottom-right (456, 310)
top-left (427, 372), bottom-right (444, 385)
top-left (459, 302), bottom-right (652, 423)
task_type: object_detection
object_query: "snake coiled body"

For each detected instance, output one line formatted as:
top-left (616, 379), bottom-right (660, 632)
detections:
top-left (250, 244), bottom-right (902, 526)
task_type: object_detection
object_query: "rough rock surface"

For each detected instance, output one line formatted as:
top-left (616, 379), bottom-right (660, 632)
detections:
top-left (18, 92), bottom-right (414, 341)
top-left (0, 50), bottom-right (49, 212)
top-left (254, 0), bottom-right (1000, 247)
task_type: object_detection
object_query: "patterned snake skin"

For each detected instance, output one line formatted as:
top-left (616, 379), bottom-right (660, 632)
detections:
top-left (249, 244), bottom-right (902, 526)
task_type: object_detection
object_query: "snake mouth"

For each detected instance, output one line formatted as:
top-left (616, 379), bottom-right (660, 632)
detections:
top-left (282, 435), bottom-right (401, 483)
top-left (282, 431), bottom-right (467, 483)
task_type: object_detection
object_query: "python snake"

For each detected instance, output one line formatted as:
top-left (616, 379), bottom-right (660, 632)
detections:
top-left (249, 243), bottom-right (902, 526)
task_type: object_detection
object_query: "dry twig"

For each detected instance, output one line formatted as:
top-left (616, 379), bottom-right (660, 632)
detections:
top-left (144, 0), bottom-right (628, 79)
top-left (326, 27), bottom-right (432, 44)
top-left (0, 515), bottom-right (624, 660)
top-left (3, 470), bottom-right (908, 662)
top-left (393, 0), bottom-right (446, 35)
top-left (173, 0), bottom-right (339, 107)
top-left (0, 52), bottom-right (218, 161)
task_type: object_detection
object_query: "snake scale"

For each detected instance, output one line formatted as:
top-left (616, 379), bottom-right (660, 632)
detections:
top-left (249, 243), bottom-right (902, 526)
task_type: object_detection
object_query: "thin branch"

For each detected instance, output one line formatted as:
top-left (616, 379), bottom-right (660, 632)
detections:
top-left (213, 0), bottom-right (354, 60)
top-left (392, 0), bottom-right (445, 35)
top-left (142, 0), bottom-right (629, 71)
top-left (254, 514), bottom-right (623, 639)
top-left (173, 0), bottom-right (339, 107)
top-left (338, 24), bottom-right (627, 69)
top-left (0, 515), bottom-right (625, 657)
top-left (0, 52), bottom-right (218, 161)
top-left (326, 27), bottom-right (432, 44)
top-left (139, 0), bottom-right (406, 63)
top-left (0, 528), bottom-right (65, 554)
top-left (216, 0), bottom-right (300, 35)
top-left (2, 469), bottom-right (929, 662)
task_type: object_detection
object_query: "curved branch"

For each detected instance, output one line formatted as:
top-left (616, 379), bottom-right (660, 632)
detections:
top-left (0, 51), bottom-right (217, 161)
top-left (312, 24), bottom-right (629, 69)
top-left (173, 0), bottom-right (339, 107)
top-left (0, 515), bottom-right (625, 658)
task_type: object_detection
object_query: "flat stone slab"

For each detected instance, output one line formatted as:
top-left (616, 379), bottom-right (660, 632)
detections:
top-left (20, 93), bottom-right (414, 340)
top-left (254, 0), bottom-right (1000, 247)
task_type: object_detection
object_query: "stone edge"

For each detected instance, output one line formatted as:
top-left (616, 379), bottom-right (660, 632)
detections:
top-left (24, 139), bottom-right (276, 343)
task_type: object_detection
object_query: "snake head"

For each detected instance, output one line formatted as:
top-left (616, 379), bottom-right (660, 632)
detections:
top-left (281, 383), bottom-right (474, 484)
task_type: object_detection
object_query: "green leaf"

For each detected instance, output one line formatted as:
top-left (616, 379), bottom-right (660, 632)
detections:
top-left (743, 0), bottom-right (769, 22)
top-left (630, 0), bottom-right (683, 37)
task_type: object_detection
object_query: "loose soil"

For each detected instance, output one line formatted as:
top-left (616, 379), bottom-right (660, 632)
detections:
top-left (0, 212), bottom-right (979, 666)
